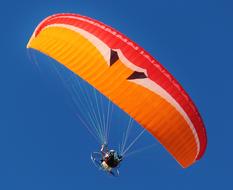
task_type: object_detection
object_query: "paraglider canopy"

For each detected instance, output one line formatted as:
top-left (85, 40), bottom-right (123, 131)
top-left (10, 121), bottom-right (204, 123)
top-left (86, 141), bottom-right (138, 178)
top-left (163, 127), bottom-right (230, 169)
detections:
top-left (27, 13), bottom-right (207, 168)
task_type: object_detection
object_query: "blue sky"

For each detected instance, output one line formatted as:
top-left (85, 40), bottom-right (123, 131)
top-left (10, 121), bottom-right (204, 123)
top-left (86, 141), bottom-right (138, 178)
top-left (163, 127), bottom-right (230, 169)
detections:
top-left (0, 0), bottom-right (232, 189)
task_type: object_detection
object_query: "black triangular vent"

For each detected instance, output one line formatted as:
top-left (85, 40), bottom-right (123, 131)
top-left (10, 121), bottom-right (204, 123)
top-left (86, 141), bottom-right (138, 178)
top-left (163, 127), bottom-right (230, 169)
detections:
top-left (127, 71), bottom-right (147, 80)
top-left (110, 50), bottom-right (119, 66)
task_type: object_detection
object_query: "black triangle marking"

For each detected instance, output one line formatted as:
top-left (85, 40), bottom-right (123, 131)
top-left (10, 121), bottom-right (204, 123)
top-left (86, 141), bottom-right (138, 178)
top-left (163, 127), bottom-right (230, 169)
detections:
top-left (127, 71), bottom-right (147, 80)
top-left (110, 49), bottom-right (119, 66)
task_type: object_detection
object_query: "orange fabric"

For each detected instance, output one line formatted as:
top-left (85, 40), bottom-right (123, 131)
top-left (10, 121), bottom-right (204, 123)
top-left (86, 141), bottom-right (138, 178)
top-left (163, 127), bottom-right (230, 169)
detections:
top-left (28, 26), bottom-right (198, 167)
